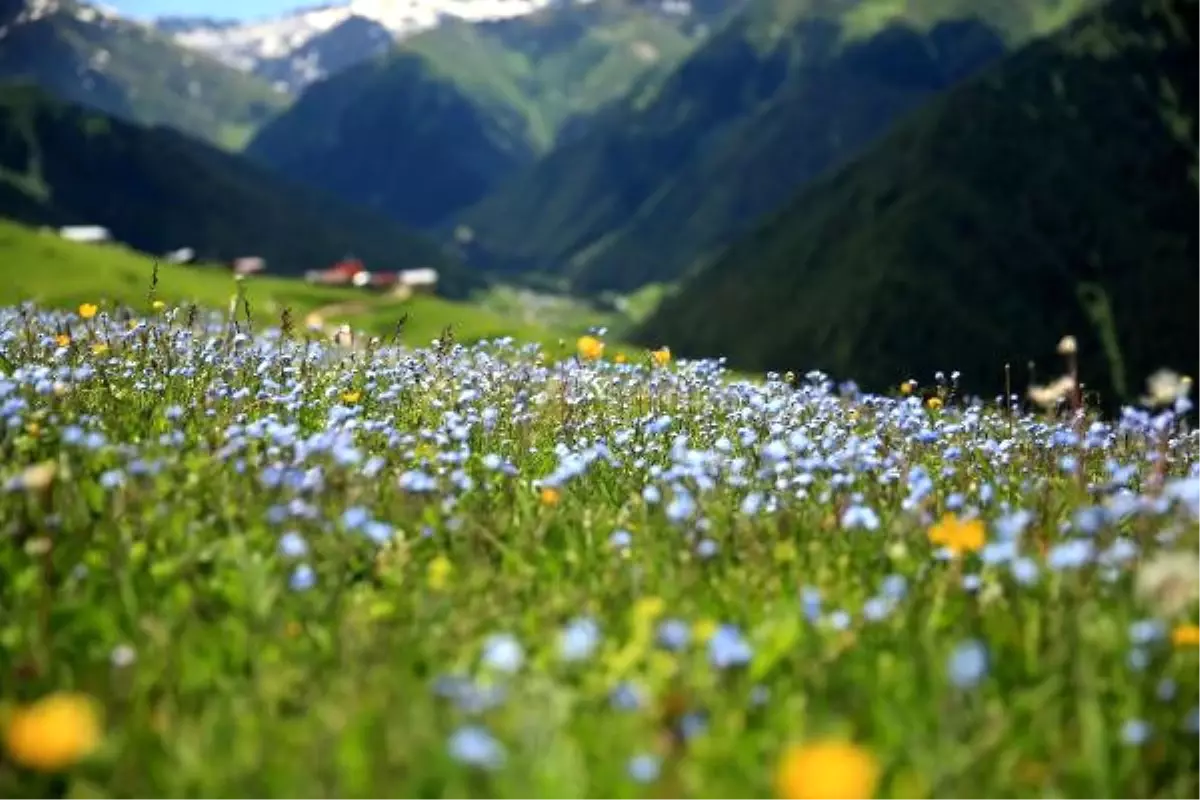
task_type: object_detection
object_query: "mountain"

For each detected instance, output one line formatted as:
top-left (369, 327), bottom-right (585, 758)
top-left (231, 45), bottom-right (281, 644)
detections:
top-left (0, 0), bottom-right (289, 149)
top-left (455, 0), bottom-right (1095, 293)
top-left (244, 0), bottom-right (715, 228)
top-left (0, 83), bottom-right (476, 296)
top-left (158, 0), bottom-right (553, 91)
top-left (636, 0), bottom-right (1198, 408)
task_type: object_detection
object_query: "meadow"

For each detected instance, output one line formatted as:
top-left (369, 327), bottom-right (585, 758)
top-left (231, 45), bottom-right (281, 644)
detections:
top-left (0, 220), bottom-right (641, 356)
top-left (0, 293), bottom-right (1197, 798)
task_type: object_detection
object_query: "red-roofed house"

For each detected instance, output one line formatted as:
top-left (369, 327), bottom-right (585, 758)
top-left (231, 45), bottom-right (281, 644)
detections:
top-left (305, 257), bottom-right (366, 285)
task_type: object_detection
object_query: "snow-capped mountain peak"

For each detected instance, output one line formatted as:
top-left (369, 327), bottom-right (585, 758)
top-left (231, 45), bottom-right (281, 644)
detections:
top-left (161, 0), bottom-right (552, 86)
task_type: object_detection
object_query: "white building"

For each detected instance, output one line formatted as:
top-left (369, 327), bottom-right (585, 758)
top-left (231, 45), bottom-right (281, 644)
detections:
top-left (165, 247), bottom-right (195, 264)
top-left (58, 225), bottom-right (111, 244)
top-left (398, 268), bottom-right (439, 289)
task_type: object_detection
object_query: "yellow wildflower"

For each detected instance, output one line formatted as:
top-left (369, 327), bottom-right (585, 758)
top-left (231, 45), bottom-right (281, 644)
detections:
top-left (928, 513), bottom-right (986, 556)
top-left (774, 738), bottom-right (880, 800)
top-left (633, 596), bottom-right (665, 623)
top-left (692, 618), bottom-right (718, 644)
top-left (900, 379), bottom-right (916, 396)
top-left (427, 555), bottom-right (453, 591)
top-left (773, 541), bottom-right (797, 563)
top-left (341, 390), bottom-right (361, 404)
top-left (651, 346), bottom-right (671, 366)
top-left (91, 343), bottom-right (109, 356)
top-left (151, 300), bottom-right (166, 312)
top-left (539, 486), bottom-right (561, 507)
top-left (55, 333), bottom-right (71, 348)
top-left (926, 396), bottom-right (943, 411)
top-left (3, 692), bottom-right (102, 773)
top-left (77, 303), bottom-right (98, 320)
top-left (614, 353), bottom-right (627, 364)
top-left (576, 335), bottom-right (605, 360)
top-left (1172, 623), bottom-right (1200, 648)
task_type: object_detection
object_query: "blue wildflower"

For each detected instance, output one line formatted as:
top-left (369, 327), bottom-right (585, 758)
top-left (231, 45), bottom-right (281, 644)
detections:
top-left (627, 754), bottom-right (661, 784)
top-left (558, 617), bottom-right (601, 663)
top-left (481, 633), bottom-right (524, 673)
top-left (708, 625), bottom-right (752, 669)
top-left (947, 640), bottom-right (988, 688)
top-left (289, 564), bottom-right (315, 591)
top-left (447, 726), bottom-right (505, 770)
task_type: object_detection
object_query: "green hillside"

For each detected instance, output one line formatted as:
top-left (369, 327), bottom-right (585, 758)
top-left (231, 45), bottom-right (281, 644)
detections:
top-left (0, 0), bottom-right (288, 149)
top-left (0, 218), bottom-right (354, 313)
top-left (0, 218), bottom-right (632, 354)
top-left (244, 0), bottom-right (707, 229)
top-left (637, 0), bottom-right (1198, 408)
top-left (456, 0), bottom-right (1095, 293)
top-left (0, 83), bottom-right (478, 297)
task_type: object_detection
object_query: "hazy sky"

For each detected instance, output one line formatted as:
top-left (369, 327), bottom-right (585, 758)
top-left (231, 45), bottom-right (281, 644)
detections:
top-left (109, 0), bottom-right (302, 21)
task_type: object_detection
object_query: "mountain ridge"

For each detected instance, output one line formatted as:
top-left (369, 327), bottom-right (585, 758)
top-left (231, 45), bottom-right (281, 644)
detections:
top-left (0, 82), bottom-right (478, 296)
top-left (636, 0), bottom-right (1198, 407)
top-left (453, 0), bottom-right (1096, 293)
top-left (245, 0), bottom-right (714, 227)
top-left (0, 0), bottom-right (290, 148)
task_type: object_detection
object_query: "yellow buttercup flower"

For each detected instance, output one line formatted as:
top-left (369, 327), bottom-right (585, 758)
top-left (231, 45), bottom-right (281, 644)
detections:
top-left (773, 541), bottom-right (798, 563)
top-left (91, 343), bottom-right (109, 356)
top-left (55, 333), bottom-right (71, 348)
top-left (77, 303), bottom-right (98, 320)
top-left (926, 396), bottom-right (943, 411)
top-left (427, 555), bottom-right (453, 591)
top-left (341, 390), bottom-right (361, 404)
top-left (692, 618), bottom-right (718, 644)
top-left (1172, 623), bottom-right (1200, 647)
top-left (651, 346), bottom-right (671, 366)
top-left (576, 335), bottom-right (605, 360)
top-left (3, 692), bottom-right (103, 773)
top-left (539, 486), bottom-right (561, 507)
top-left (633, 596), bottom-right (665, 624)
top-left (775, 738), bottom-right (880, 800)
top-left (928, 513), bottom-right (986, 556)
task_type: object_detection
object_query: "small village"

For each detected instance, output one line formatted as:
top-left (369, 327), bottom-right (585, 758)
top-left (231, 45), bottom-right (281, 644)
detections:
top-left (54, 224), bottom-right (441, 298)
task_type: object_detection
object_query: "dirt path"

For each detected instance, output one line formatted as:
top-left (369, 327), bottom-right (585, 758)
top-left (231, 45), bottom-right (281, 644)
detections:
top-left (306, 299), bottom-right (373, 323)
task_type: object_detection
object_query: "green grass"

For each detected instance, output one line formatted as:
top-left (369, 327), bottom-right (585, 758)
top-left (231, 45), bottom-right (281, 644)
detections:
top-left (0, 219), bottom-right (358, 314)
top-left (0, 297), bottom-right (1196, 798)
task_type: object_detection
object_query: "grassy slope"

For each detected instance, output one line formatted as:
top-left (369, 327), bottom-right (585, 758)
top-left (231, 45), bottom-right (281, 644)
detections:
top-left (0, 0), bottom-right (289, 149)
top-left (457, 0), bottom-right (1094, 292)
top-left (1, 284), bottom-right (1198, 798)
top-left (0, 84), bottom-right (479, 299)
top-left (244, 0), bottom-right (700, 229)
top-left (637, 0), bottom-right (1198, 407)
top-left (0, 218), bottom-right (634, 354)
top-left (402, 7), bottom-right (698, 151)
